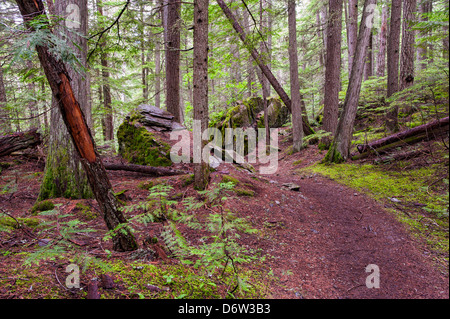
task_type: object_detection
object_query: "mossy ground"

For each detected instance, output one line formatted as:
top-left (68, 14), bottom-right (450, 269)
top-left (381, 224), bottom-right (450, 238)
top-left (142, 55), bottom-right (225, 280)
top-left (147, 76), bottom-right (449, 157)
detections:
top-left (298, 162), bottom-right (449, 262)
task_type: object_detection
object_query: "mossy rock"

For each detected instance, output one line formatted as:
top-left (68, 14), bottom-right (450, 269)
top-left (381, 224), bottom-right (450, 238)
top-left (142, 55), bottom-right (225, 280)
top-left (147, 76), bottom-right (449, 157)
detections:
top-left (234, 188), bottom-right (255, 197)
top-left (256, 98), bottom-right (290, 128)
top-left (117, 121), bottom-right (172, 167)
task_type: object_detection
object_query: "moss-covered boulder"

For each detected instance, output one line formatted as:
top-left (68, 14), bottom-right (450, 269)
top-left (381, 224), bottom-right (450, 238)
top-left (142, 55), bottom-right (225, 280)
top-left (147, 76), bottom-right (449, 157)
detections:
top-left (256, 98), bottom-right (290, 128)
top-left (117, 105), bottom-right (181, 167)
top-left (212, 96), bottom-right (289, 133)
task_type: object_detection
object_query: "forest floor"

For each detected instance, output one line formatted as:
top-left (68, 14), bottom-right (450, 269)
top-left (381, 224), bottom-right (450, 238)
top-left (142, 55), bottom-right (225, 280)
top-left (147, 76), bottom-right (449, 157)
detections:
top-left (0, 131), bottom-right (448, 299)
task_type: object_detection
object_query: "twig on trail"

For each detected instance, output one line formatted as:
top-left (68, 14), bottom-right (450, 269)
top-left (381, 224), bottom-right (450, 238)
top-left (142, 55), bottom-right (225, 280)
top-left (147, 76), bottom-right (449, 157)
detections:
top-left (354, 211), bottom-right (363, 221)
top-left (54, 268), bottom-right (69, 291)
top-left (347, 283), bottom-right (366, 293)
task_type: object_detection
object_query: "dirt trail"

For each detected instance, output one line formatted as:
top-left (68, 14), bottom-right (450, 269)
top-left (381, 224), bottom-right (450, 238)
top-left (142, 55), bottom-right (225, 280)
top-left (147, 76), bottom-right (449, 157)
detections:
top-left (243, 154), bottom-right (449, 299)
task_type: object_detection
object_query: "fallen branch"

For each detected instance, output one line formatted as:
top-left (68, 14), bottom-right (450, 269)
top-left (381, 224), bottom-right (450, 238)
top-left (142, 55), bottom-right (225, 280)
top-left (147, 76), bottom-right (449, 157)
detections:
top-left (103, 162), bottom-right (187, 176)
top-left (0, 128), bottom-right (42, 157)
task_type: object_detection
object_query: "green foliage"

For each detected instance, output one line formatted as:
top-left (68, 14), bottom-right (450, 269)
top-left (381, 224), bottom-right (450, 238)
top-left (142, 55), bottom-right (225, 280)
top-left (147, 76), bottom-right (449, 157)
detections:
top-left (122, 182), bottom-right (261, 296)
top-left (23, 205), bottom-right (101, 269)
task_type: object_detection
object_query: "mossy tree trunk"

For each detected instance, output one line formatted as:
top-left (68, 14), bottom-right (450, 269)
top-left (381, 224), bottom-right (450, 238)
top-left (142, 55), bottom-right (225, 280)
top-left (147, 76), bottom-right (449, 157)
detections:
top-left (324, 0), bottom-right (377, 163)
top-left (38, 0), bottom-right (92, 201)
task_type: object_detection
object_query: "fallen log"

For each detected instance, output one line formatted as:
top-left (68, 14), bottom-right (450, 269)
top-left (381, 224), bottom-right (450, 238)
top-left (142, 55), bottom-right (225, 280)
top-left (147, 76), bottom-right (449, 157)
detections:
top-left (0, 128), bottom-right (41, 157)
top-left (103, 162), bottom-right (187, 176)
top-left (356, 116), bottom-right (449, 154)
top-left (352, 122), bottom-right (448, 161)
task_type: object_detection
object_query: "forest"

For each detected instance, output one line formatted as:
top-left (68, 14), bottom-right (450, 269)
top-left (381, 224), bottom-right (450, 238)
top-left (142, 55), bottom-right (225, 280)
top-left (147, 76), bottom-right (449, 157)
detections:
top-left (0, 0), bottom-right (448, 301)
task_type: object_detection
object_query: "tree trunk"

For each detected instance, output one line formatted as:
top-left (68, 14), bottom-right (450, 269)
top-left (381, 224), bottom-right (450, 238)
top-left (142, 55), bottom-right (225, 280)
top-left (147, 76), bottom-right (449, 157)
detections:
top-left (216, 0), bottom-right (315, 136)
top-left (0, 128), bottom-right (41, 157)
top-left (0, 64), bottom-right (11, 135)
top-left (347, 0), bottom-right (358, 77)
top-left (288, 0), bottom-right (303, 152)
top-left (39, 0), bottom-right (93, 201)
top-left (324, 0), bottom-right (377, 163)
top-left (323, 0), bottom-right (343, 138)
top-left (364, 31), bottom-right (373, 80)
top-left (399, 0), bottom-right (417, 90)
top-left (97, 0), bottom-right (114, 144)
top-left (376, 4), bottom-right (388, 77)
top-left (386, 0), bottom-right (402, 132)
top-left (15, 0), bottom-right (138, 252)
top-left (193, 0), bottom-right (210, 191)
top-left (154, 28), bottom-right (161, 109)
top-left (166, 0), bottom-right (181, 122)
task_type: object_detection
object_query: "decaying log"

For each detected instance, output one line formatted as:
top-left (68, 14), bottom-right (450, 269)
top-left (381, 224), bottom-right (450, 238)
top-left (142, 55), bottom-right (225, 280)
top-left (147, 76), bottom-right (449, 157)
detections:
top-left (0, 128), bottom-right (41, 157)
top-left (103, 162), bottom-right (187, 176)
top-left (353, 117), bottom-right (449, 160)
top-left (357, 116), bottom-right (449, 154)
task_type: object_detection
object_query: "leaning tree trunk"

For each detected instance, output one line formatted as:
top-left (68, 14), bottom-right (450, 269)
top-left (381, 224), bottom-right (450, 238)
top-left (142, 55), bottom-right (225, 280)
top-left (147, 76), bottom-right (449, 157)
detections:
top-left (324, 0), bottom-right (377, 163)
top-left (15, 0), bottom-right (138, 252)
top-left (193, 0), bottom-right (210, 190)
top-left (216, 0), bottom-right (314, 136)
top-left (38, 0), bottom-right (93, 201)
top-left (386, 0), bottom-right (402, 132)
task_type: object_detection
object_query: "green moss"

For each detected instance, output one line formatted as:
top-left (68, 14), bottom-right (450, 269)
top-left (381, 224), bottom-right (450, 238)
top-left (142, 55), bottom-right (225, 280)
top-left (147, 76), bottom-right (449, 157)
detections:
top-left (221, 175), bottom-right (240, 186)
top-left (300, 163), bottom-right (449, 258)
top-left (293, 159), bottom-right (303, 166)
top-left (0, 216), bottom-right (40, 230)
top-left (38, 147), bottom-right (93, 201)
top-left (181, 174), bottom-right (195, 187)
top-left (117, 122), bottom-right (172, 167)
top-left (138, 178), bottom-right (167, 190)
top-left (75, 202), bottom-right (98, 221)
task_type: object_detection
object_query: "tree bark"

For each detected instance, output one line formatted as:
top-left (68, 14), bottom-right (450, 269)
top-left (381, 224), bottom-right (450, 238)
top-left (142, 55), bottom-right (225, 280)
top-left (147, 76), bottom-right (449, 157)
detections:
top-left (399, 0), bottom-right (417, 90)
top-left (323, 0), bottom-right (343, 138)
top-left (97, 0), bottom-right (114, 144)
top-left (356, 116), bottom-right (449, 153)
top-left (386, 0), bottom-right (402, 132)
top-left (0, 128), bottom-right (41, 157)
top-left (324, 0), bottom-right (377, 163)
top-left (166, 0), bottom-right (181, 122)
top-left (103, 162), bottom-right (186, 176)
top-left (15, 0), bottom-right (138, 252)
top-left (216, 0), bottom-right (314, 136)
top-left (346, 0), bottom-right (358, 77)
top-left (288, 0), bottom-right (303, 152)
top-left (193, 0), bottom-right (210, 190)
top-left (39, 0), bottom-right (93, 201)
top-left (0, 64), bottom-right (11, 135)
